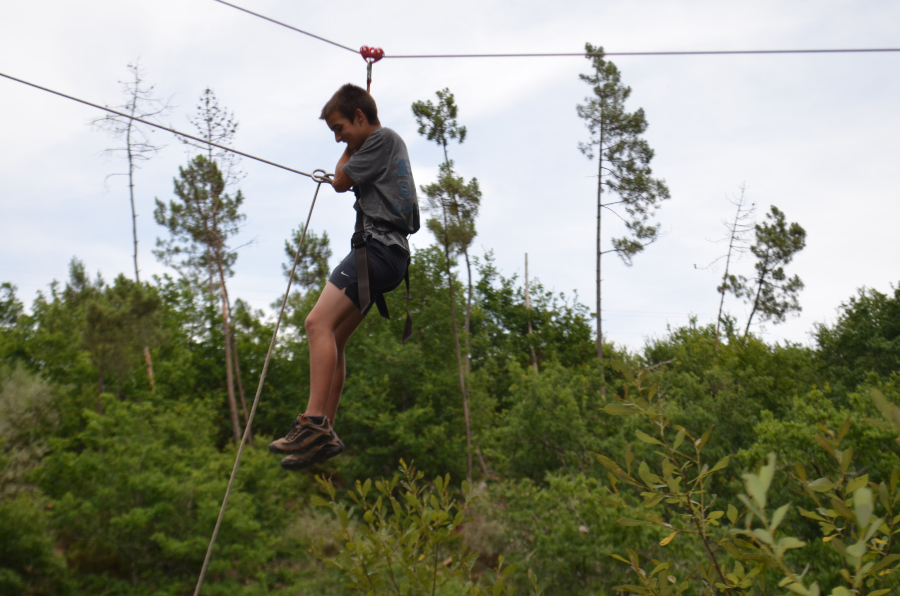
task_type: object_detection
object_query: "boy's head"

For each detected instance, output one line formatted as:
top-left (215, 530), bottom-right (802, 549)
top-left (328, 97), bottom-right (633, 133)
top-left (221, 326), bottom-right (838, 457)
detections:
top-left (321, 84), bottom-right (381, 150)
top-left (320, 83), bottom-right (380, 125)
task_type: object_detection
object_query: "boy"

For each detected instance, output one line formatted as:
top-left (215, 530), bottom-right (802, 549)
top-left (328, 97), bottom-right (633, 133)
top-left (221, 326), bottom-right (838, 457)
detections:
top-left (268, 84), bottom-right (419, 470)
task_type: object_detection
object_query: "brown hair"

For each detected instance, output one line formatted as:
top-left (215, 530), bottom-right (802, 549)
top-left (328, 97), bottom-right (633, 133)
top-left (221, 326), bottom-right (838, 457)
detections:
top-left (320, 83), bottom-right (380, 125)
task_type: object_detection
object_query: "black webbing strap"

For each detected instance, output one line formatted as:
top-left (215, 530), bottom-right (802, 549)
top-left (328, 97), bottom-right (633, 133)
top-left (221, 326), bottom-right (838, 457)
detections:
top-left (352, 202), bottom-right (414, 342)
top-left (352, 204), bottom-right (371, 313)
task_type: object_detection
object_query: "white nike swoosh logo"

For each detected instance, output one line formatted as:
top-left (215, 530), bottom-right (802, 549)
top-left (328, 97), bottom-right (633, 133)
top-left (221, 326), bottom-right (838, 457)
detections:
top-left (341, 271), bottom-right (350, 277)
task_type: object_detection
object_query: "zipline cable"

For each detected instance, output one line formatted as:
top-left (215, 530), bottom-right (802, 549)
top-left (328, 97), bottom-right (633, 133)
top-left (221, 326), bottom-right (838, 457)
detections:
top-left (210, 0), bottom-right (357, 54)
top-left (388, 48), bottom-right (900, 58)
top-left (208, 0), bottom-right (900, 60)
top-left (193, 179), bottom-right (328, 596)
top-left (0, 71), bottom-right (330, 182)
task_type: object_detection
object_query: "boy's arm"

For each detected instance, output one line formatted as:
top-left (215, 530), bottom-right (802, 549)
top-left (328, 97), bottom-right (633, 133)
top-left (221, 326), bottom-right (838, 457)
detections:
top-left (331, 146), bottom-right (356, 193)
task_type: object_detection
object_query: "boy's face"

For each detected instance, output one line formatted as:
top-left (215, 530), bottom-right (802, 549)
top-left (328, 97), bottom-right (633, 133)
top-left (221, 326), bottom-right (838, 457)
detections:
top-left (325, 109), bottom-right (368, 152)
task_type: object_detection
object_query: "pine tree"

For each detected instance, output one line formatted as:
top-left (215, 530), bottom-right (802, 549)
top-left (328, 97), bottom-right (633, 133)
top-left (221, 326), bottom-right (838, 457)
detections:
top-left (577, 43), bottom-right (670, 362)
top-left (724, 205), bottom-right (807, 338)
top-left (153, 155), bottom-right (246, 444)
top-left (413, 88), bottom-right (482, 483)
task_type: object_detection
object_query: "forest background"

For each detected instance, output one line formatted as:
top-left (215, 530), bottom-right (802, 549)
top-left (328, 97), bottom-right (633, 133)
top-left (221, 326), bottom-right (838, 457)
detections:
top-left (2, 1), bottom-right (900, 595)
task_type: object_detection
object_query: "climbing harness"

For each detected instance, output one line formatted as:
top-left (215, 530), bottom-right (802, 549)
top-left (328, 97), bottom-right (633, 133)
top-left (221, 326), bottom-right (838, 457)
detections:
top-left (351, 204), bottom-right (414, 342)
top-left (360, 45), bottom-right (385, 93)
top-left (194, 169), bottom-right (332, 596)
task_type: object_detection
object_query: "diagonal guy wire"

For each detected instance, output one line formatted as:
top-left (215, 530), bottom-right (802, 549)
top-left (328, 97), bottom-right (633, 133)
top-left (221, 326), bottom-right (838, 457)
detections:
top-left (0, 71), bottom-right (331, 181)
top-left (193, 181), bottom-right (324, 596)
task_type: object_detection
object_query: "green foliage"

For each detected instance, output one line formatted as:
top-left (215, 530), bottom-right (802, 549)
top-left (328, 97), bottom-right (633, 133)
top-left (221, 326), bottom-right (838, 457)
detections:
top-left (478, 473), bottom-right (642, 594)
top-left (0, 492), bottom-right (67, 595)
top-left (313, 461), bottom-right (541, 595)
top-left (283, 227), bottom-right (333, 295)
top-left (595, 364), bottom-right (900, 596)
top-left (153, 154), bottom-right (246, 286)
top-left (815, 285), bottom-right (900, 390)
top-left (37, 397), bottom-right (306, 593)
top-left (725, 205), bottom-right (807, 337)
top-left (0, 363), bottom-right (57, 497)
top-left (411, 88), bottom-right (467, 154)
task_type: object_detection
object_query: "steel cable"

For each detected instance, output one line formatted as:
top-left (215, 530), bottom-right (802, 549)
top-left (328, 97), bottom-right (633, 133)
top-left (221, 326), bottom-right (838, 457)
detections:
top-left (0, 71), bottom-right (332, 182)
top-left (211, 0), bottom-right (357, 54)
top-left (208, 0), bottom-right (900, 60)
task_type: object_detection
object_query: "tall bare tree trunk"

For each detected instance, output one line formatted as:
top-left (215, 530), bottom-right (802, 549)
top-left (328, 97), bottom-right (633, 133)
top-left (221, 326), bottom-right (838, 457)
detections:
top-left (596, 129), bottom-right (604, 362)
top-left (218, 269), bottom-right (241, 446)
top-left (225, 294), bottom-right (251, 445)
top-left (596, 129), bottom-right (607, 397)
top-left (463, 249), bottom-right (473, 375)
top-left (715, 184), bottom-right (750, 358)
top-left (442, 231), bottom-right (472, 485)
top-left (125, 93), bottom-right (155, 392)
top-left (209, 201), bottom-right (241, 446)
top-left (525, 253), bottom-right (538, 372)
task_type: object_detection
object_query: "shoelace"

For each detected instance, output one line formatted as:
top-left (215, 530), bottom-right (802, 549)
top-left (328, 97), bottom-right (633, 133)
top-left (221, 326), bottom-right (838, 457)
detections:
top-left (284, 417), bottom-right (305, 441)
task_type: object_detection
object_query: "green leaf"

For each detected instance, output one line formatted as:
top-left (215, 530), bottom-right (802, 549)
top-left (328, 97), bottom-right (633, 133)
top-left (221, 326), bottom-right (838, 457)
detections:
top-left (673, 428), bottom-right (686, 451)
top-left (854, 486), bottom-right (874, 529)
top-left (797, 507), bottom-right (827, 522)
top-left (759, 453), bottom-right (776, 494)
top-left (829, 588), bottom-right (851, 596)
top-left (604, 403), bottom-right (637, 415)
top-left (638, 461), bottom-right (661, 486)
top-left (727, 504), bottom-right (739, 524)
top-left (771, 503), bottom-right (791, 531)
top-left (310, 495), bottom-right (330, 508)
top-left (697, 428), bottom-right (713, 450)
top-left (785, 581), bottom-right (812, 596)
top-left (752, 529), bottom-right (774, 545)
top-left (635, 430), bottom-right (664, 446)
top-left (618, 517), bottom-right (652, 527)
top-left (710, 455), bottom-right (731, 473)
top-left (845, 474), bottom-right (869, 494)
top-left (870, 553), bottom-right (900, 573)
top-left (845, 540), bottom-right (866, 560)
top-left (808, 478), bottom-right (836, 492)
top-left (837, 418), bottom-right (851, 444)
top-left (840, 445), bottom-right (854, 474)
top-left (594, 453), bottom-right (621, 470)
top-left (775, 536), bottom-right (806, 556)
top-left (707, 510), bottom-right (725, 521)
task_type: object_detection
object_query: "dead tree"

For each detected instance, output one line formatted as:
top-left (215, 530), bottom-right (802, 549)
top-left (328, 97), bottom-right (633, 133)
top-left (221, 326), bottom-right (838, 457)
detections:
top-left (92, 60), bottom-right (171, 392)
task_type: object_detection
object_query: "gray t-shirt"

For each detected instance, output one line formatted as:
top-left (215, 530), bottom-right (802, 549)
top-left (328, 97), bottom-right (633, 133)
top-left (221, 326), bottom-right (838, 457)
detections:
top-left (342, 127), bottom-right (419, 253)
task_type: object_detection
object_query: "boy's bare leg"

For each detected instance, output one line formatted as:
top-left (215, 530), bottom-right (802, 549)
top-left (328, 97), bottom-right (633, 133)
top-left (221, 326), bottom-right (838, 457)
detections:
top-left (323, 309), bottom-right (365, 425)
top-left (304, 282), bottom-right (364, 419)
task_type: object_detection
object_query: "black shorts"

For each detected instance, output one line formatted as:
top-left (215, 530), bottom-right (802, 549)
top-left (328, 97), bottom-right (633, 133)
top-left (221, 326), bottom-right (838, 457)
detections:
top-left (329, 236), bottom-right (409, 315)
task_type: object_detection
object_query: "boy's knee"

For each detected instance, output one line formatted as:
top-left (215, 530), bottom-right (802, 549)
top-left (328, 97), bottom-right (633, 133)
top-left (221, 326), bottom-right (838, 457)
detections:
top-left (305, 312), bottom-right (324, 337)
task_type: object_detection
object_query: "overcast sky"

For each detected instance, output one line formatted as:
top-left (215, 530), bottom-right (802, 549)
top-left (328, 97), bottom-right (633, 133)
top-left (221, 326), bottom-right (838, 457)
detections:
top-left (1, 0), bottom-right (898, 352)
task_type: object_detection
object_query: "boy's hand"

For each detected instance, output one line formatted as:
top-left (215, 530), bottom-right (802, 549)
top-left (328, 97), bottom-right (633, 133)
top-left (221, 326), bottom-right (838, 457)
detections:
top-left (332, 145), bottom-right (356, 193)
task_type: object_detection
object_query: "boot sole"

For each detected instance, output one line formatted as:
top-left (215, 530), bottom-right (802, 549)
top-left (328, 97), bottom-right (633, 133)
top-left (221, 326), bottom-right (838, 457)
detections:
top-left (280, 443), bottom-right (344, 471)
top-left (268, 434), bottom-right (331, 456)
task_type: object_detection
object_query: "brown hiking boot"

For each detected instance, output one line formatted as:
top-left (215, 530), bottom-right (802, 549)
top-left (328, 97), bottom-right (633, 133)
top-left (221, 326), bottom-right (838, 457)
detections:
top-left (280, 432), bottom-right (345, 471)
top-left (268, 414), bottom-right (333, 455)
